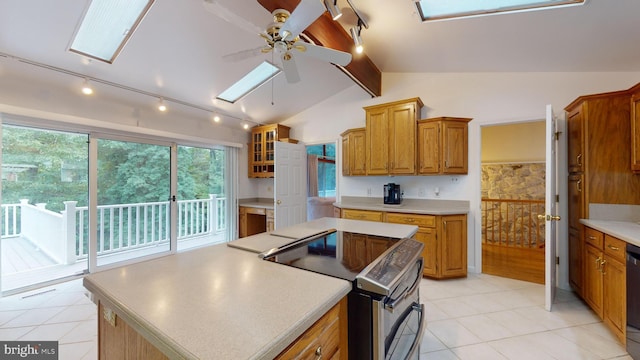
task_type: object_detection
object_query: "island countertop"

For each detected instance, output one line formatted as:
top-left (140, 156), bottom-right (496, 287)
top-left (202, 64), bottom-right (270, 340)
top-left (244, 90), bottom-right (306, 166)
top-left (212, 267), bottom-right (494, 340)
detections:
top-left (83, 218), bottom-right (418, 359)
top-left (334, 196), bottom-right (470, 215)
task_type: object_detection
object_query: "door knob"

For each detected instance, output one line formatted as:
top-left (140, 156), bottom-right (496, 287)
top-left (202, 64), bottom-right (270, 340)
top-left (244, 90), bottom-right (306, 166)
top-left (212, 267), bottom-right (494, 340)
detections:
top-left (276, 200), bottom-right (282, 205)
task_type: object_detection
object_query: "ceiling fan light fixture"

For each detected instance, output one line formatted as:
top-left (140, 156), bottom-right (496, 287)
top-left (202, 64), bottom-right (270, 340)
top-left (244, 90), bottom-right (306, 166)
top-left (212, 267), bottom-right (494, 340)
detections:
top-left (324, 0), bottom-right (342, 21)
top-left (350, 26), bottom-right (363, 54)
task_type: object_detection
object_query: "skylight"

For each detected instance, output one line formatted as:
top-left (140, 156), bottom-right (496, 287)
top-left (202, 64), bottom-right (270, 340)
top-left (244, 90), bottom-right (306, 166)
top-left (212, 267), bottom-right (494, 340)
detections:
top-left (70, 0), bottom-right (154, 63)
top-left (216, 61), bottom-right (282, 104)
top-left (415, 0), bottom-right (584, 22)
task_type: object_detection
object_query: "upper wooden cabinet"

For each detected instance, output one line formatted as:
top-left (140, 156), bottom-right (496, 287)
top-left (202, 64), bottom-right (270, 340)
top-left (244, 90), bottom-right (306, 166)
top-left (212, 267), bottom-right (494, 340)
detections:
top-left (340, 128), bottom-right (366, 176)
top-left (248, 124), bottom-right (290, 178)
top-left (364, 98), bottom-right (423, 175)
top-left (631, 84), bottom-right (640, 172)
top-left (417, 117), bottom-right (472, 175)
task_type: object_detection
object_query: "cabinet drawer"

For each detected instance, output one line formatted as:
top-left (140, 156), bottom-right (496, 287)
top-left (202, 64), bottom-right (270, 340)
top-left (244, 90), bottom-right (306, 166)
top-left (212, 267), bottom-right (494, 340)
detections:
top-left (342, 209), bottom-right (383, 222)
top-left (604, 235), bottom-right (626, 263)
top-left (241, 206), bottom-right (266, 215)
top-left (584, 227), bottom-right (604, 249)
top-left (385, 213), bottom-right (436, 228)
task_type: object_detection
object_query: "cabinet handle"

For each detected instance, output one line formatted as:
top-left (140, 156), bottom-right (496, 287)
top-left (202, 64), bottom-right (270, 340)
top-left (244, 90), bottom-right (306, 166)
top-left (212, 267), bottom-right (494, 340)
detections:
top-left (406, 218), bottom-right (415, 223)
top-left (576, 179), bottom-right (582, 193)
top-left (576, 153), bottom-right (582, 166)
top-left (600, 259), bottom-right (607, 274)
top-left (595, 256), bottom-right (601, 269)
top-left (588, 235), bottom-right (597, 242)
top-left (315, 346), bottom-right (322, 359)
top-left (444, 220), bottom-right (447, 231)
top-left (607, 244), bottom-right (620, 251)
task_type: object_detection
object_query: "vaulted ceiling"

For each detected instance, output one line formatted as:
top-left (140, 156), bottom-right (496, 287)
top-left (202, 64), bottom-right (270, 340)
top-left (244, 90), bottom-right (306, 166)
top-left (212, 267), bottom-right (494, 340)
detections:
top-left (1, 0), bottom-right (639, 128)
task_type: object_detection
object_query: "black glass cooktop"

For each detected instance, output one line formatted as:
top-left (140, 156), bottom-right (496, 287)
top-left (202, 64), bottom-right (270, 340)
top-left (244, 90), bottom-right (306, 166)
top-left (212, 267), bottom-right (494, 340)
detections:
top-left (262, 230), bottom-right (399, 282)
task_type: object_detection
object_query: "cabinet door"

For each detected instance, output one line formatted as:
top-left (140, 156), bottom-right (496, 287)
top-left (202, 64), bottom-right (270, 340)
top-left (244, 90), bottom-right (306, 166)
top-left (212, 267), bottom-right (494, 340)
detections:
top-left (567, 106), bottom-right (584, 173)
top-left (341, 135), bottom-right (350, 176)
top-left (603, 256), bottom-right (626, 343)
top-left (266, 209), bottom-right (274, 232)
top-left (366, 107), bottom-right (390, 175)
top-left (388, 102), bottom-right (417, 174)
top-left (239, 207), bottom-right (247, 238)
top-left (368, 237), bottom-right (392, 262)
top-left (351, 129), bottom-right (367, 176)
top-left (440, 215), bottom-right (467, 278)
top-left (632, 92), bottom-right (640, 172)
top-left (568, 228), bottom-right (584, 295)
top-left (442, 121), bottom-right (468, 174)
top-left (584, 244), bottom-right (604, 318)
top-left (415, 227), bottom-right (437, 277)
top-left (568, 174), bottom-right (584, 231)
top-left (417, 121), bottom-right (439, 174)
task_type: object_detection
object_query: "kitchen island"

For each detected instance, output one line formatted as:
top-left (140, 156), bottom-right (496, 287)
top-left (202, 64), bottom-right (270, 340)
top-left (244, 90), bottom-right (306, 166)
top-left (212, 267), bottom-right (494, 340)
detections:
top-left (84, 217), bottom-right (418, 360)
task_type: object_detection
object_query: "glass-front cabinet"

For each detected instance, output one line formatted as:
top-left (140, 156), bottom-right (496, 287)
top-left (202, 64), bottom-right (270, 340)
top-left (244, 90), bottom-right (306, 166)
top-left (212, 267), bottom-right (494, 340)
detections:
top-left (248, 124), bottom-right (290, 178)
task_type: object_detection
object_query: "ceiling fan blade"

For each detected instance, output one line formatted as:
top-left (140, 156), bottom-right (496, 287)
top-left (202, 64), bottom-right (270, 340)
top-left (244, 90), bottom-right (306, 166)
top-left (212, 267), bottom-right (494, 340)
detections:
top-left (294, 42), bottom-right (352, 66)
top-left (203, 0), bottom-right (272, 40)
top-left (281, 53), bottom-right (300, 83)
top-left (222, 46), bottom-right (271, 62)
top-left (280, 0), bottom-right (326, 41)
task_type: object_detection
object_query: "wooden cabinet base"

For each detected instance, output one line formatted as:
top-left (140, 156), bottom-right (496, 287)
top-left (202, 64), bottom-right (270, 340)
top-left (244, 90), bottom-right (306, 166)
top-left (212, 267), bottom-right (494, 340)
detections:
top-left (98, 302), bottom-right (167, 360)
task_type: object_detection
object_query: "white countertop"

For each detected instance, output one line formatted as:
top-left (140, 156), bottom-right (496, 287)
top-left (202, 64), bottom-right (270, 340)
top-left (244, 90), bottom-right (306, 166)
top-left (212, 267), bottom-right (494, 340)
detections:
top-left (334, 196), bottom-right (470, 215)
top-left (84, 244), bottom-right (351, 359)
top-left (580, 219), bottom-right (640, 248)
top-left (238, 198), bottom-right (274, 210)
top-left (227, 217), bottom-right (419, 253)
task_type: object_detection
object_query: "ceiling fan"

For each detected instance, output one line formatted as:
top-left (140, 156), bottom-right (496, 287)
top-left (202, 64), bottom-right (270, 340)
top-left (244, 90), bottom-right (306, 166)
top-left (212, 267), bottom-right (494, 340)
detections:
top-left (203, 0), bottom-right (352, 83)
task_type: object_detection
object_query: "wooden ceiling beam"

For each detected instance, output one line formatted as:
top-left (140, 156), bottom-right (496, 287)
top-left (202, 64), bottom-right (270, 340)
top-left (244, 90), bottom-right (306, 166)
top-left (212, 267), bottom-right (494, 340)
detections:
top-left (257, 0), bottom-right (382, 97)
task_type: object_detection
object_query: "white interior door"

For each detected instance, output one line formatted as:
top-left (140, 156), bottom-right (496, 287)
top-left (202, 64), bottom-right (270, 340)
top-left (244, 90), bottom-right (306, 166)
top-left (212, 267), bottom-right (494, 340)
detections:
top-left (274, 142), bottom-right (307, 229)
top-left (544, 104), bottom-right (559, 311)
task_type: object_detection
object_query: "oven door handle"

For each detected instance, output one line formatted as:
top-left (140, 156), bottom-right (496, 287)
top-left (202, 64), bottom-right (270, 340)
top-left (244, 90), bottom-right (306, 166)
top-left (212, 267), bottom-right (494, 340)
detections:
top-left (405, 303), bottom-right (426, 360)
top-left (385, 257), bottom-right (423, 311)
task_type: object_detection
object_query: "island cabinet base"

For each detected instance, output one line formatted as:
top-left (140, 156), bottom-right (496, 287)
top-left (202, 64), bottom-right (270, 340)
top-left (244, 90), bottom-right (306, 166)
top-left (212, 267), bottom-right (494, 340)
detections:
top-left (98, 302), bottom-right (167, 360)
top-left (275, 297), bottom-right (348, 360)
top-left (98, 297), bottom-right (348, 360)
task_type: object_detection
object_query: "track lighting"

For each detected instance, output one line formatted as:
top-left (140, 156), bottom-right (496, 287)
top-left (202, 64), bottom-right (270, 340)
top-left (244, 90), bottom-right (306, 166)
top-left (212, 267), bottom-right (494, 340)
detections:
top-left (213, 114), bottom-right (221, 123)
top-left (81, 78), bottom-right (93, 95)
top-left (324, 0), bottom-right (342, 20)
top-left (157, 98), bottom-right (167, 112)
top-left (243, 123), bottom-right (249, 130)
top-left (350, 23), bottom-right (363, 54)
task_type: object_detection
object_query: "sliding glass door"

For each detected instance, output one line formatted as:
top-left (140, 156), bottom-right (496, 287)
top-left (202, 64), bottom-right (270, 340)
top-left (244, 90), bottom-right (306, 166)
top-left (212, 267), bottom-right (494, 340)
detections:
top-left (1, 125), bottom-right (89, 293)
top-left (95, 138), bottom-right (172, 267)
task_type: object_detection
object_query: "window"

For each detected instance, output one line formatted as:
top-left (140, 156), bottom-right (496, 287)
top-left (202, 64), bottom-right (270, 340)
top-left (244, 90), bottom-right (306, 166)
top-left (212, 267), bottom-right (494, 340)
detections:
top-left (307, 144), bottom-right (336, 197)
top-left (216, 61), bottom-right (281, 103)
top-left (70, 0), bottom-right (155, 63)
top-left (415, 0), bottom-right (584, 22)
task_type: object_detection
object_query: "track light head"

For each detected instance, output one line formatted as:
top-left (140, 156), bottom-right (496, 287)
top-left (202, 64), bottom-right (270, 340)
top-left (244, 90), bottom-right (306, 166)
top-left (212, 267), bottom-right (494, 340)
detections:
top-left (350, 25), bottom-right (363, 54)
top-left (158, 98), bottom-right (167, 112)
top-left (81, 78), bottom-right (93, 95)
top-left (324, 0), bottom-right (342, 20)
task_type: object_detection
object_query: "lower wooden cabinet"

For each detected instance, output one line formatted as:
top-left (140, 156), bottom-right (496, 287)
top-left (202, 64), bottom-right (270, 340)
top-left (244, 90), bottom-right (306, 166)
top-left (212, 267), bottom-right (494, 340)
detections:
top-left (344, 210), bottom-right (468, 279)
top-left (266, 209), bottom-right (274, 232)
top-left (582, 227), bottom-right (627, 344)
top-left (239, 206), bottom-right (270, 238)
top-left (98, 302), bottom-right (168, 360)
top-left (275, 297), bottom-right (348, 360)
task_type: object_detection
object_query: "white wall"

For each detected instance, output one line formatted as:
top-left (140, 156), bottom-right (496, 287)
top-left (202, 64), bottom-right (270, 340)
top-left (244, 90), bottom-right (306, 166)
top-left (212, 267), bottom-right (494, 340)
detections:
top-left (282, 71), bottom-right (640, 289)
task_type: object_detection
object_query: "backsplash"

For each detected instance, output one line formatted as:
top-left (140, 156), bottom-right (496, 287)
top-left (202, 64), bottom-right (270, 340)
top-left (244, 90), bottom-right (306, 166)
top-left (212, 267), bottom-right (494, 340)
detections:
top-left (589, 203), bottom-right (640, 222)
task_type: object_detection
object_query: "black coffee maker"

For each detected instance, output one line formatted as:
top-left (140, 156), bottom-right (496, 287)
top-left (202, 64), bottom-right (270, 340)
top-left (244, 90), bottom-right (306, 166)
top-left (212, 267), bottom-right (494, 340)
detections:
top-left (383, 183), bottom-right (402, 204)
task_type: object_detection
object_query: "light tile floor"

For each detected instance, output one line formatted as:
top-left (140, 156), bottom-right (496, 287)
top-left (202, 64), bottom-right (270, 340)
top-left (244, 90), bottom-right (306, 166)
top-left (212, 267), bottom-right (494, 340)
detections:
top-left (0, 273), bottom-right (632, 360)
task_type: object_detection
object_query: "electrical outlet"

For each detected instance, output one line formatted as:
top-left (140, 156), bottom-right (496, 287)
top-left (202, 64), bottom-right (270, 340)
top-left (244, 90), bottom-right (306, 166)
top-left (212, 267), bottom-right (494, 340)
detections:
top-left (367, 188), bottom-right (372, 196)
top-left (418, 188), bottom-right (426, 197)
top-left (450, 176), bottom-right (459, 183)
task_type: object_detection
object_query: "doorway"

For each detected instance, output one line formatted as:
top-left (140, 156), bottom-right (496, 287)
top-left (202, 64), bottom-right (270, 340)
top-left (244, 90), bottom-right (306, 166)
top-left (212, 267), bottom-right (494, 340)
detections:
top-left (481, 121), bottom-right (547, 283)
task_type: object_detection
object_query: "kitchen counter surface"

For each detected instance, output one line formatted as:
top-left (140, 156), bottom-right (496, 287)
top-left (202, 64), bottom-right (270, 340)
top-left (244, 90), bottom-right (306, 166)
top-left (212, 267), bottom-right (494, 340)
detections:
top-left (580, 219), bottom-right (640, 248)
top-left (227, 217), bottom-right (419, 253)
top-left (239, 198), bottom-right (274, 210)
top-left (83, 219), bottom-right (417, 360)
top-left (334, 196), bottom-right (470, 215)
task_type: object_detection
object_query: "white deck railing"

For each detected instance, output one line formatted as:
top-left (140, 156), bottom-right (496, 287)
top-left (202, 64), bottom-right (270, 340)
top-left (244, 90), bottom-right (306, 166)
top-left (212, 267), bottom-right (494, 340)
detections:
top-left (1, 195), bottom-right (226, 262)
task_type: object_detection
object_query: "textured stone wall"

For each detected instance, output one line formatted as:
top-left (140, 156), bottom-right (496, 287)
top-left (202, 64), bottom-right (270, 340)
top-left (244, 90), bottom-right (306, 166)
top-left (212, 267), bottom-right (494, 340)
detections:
top-left (481, 163), bottom-right (546, 247)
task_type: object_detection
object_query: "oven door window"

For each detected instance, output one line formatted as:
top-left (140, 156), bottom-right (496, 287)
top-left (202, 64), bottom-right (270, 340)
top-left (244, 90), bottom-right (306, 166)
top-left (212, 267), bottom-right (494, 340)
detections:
top-left (386, 302), bottom-right (425, 360)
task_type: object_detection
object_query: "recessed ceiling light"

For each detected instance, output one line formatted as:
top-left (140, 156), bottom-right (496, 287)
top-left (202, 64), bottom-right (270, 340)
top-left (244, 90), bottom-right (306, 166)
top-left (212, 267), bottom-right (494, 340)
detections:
top-left (69, 0), bottom-right (155, 63)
